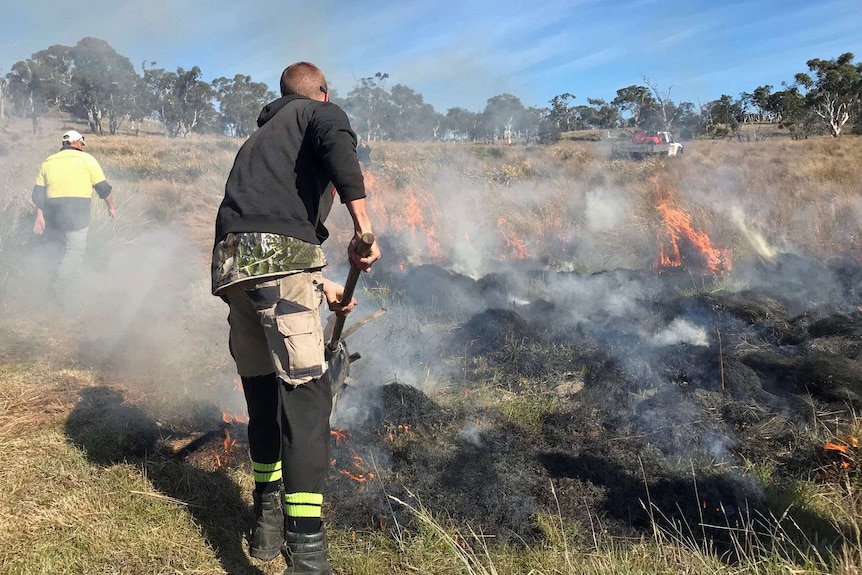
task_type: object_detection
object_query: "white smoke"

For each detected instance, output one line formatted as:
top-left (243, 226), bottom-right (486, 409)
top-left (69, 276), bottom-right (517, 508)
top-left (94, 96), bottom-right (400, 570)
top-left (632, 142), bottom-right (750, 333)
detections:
top-left (585, 187), bottom-right (626, 232)
top-left (650, 318), bottom-right (709, 347)
top-left (459, 420), bottom-right (484, 446)
top-left (731, 206), bottom-right (776, 261)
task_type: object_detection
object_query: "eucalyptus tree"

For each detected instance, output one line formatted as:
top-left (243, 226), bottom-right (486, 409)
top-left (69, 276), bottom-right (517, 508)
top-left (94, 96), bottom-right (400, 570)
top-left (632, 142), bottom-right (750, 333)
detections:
top-left (212, 74), bottom-right (275, 137)
top-left (548, 92), bottom-right (577, 132)
top-left (794, 52), bottom-right (862, 137)
top-left (68, 37), bottom-right (138, 134)
top-left (643, 77), bottom-right (681, 131)
top-left (585, 98), bottom-right (621, 129)
top-left (6, 60), bottom-right (46, 132)
top-left (699, 95), bottom-right (744, 139)
top-left (386, 84), bottom-right (442, 140)
top-left (482, 93), bottom-right (528, 143)
top-left (673, 101), bottom-right (699, 139)
top-left (768, 86), bottom-right (818, 139)
top-left (740, 85), bottom-right (778, 123)
top-left (612, 85), bottom-right (658, 130)
top-left (5, 44), bottom-right (73, 133)
top-left (343, 72), bottom-right (393, 141)
top-left (444, 107), bottom-right (481, 141)
top-left (145, 66), bottom-right (216, 137)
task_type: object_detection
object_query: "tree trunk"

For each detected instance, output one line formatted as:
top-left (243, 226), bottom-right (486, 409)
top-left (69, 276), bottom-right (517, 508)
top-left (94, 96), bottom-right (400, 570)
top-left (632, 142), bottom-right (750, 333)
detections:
top-left (28, 91), bottom-right (38, 134)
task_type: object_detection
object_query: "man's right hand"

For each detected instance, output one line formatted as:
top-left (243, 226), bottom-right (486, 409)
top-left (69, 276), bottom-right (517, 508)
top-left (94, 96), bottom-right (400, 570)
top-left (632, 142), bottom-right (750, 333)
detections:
top-left (348, 233), bottom-right (380, 272)
top-left (33, 211), bottom-right (45, 235)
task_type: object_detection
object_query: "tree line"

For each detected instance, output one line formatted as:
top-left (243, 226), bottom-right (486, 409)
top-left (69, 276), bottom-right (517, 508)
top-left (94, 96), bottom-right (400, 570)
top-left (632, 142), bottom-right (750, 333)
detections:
top-left (2, 37), bottom-right (860, 142)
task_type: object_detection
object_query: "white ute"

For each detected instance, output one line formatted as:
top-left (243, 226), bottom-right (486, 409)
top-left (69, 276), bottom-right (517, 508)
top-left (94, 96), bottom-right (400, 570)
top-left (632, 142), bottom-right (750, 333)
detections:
top-left (611, 130), bottom-right (684, 159)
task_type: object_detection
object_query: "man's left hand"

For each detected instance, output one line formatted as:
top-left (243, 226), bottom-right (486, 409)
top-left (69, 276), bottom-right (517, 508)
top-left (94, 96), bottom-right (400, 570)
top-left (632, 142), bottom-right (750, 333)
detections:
top-left (33, 212), bottom-right (45, 235)
top-left (322, 279), bottom-right (357, 317)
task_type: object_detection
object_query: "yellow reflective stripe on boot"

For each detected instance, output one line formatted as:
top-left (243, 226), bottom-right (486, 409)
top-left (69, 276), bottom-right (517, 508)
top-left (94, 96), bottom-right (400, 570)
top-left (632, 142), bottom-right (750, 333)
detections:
top-left (251, 461), bottom-right (283, 483)
top-left (284, 492), bottom-right (323, 518)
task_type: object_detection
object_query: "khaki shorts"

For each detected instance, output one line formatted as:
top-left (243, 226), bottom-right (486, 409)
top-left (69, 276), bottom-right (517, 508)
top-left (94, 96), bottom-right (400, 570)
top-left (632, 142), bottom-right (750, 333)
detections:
top-left (222, 271), bottom-right (326, 386)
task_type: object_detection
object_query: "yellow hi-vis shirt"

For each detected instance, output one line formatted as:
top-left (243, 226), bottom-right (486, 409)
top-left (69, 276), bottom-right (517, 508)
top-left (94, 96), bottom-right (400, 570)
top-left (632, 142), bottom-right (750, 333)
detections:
top-left (36, 148), bottom-right (107, 199)
top-left (33, 147), bottom-right (112, 232)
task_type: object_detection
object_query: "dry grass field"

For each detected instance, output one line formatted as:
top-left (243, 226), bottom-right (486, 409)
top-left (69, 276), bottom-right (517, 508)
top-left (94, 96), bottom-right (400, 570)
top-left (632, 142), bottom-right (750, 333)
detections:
top-left (2, 117), bottom-right (862, 574)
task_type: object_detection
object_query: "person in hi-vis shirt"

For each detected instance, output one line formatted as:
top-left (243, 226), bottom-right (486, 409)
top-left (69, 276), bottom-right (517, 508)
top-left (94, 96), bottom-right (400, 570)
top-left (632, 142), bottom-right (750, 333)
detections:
top-left (32, 130), bottom-right (116, 293)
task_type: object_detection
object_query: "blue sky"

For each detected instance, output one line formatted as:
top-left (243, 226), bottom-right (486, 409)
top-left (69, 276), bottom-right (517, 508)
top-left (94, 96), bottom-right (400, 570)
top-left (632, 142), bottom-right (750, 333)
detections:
top-left (1, 0), bottom-right (860, 113)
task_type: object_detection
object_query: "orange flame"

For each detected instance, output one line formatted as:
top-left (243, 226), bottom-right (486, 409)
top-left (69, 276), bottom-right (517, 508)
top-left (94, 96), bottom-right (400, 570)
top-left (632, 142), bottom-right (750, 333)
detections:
top-left (365, 171), bottom-right (442, 261)
top-left (223, 429), bottom-right (236, 453)
top-left (213, 428), bottom-right (238, 470)
top-left (330, 429), bottom-right (349, 445)
top-left (221, 409), bottom-right (250, 425)
top-left (497, 218), bottom-right (528, 260)
top-left (824, 441), bottom-right (855, 471)
top-left (365, 169), bottom-right (537, 264)
top-left (383, 424), bottom-right (413, 443)
top-left (403, 190), bottom-right (441, 258)
top-left (339, 469), bottom-right (376, 482)
top-left (825, 442), bottom-right (851, 455)
top-left (330, 428), bottom-right (376, 483)
top-left (655, 200), bottom-right (731, 275)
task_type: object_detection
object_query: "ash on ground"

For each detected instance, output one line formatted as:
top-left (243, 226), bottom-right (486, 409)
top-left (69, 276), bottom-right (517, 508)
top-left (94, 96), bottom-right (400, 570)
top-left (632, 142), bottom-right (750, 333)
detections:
top-left (324, 251), bottom-right (862, 550)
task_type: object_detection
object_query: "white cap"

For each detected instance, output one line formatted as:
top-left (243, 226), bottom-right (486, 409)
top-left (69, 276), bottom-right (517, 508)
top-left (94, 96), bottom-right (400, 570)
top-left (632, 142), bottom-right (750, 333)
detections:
top-left (61, 130), bottom-right (86, 146)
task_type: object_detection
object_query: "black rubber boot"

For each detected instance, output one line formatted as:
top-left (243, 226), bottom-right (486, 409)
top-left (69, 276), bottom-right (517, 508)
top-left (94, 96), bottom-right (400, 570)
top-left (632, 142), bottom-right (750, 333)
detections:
top-left (282, 528), bottom-right (332, 575)
top-left (249, 488), bottom-right (285, 560)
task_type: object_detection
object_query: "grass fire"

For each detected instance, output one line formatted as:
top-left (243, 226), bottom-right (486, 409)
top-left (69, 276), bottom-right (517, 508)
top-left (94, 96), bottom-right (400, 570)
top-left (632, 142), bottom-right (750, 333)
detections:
top-left (2, 121), bottom-right (862, 574)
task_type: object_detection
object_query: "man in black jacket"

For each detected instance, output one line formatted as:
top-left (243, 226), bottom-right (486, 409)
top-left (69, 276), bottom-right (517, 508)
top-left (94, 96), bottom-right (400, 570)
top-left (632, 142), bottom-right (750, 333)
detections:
top-left (211, 62), bottom-right (380, 575)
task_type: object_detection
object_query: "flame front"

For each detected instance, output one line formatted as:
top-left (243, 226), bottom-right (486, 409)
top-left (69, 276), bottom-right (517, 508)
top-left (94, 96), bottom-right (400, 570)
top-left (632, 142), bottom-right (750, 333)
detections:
top-left (365, 171), bottom-right (441, 260)
top-left (365, 170), bottom-right (533, 264)
top-left (497, 218), bottom-right (528, 260)
top-left (213, 428), bottom-right (238, 470)
top-left (330, 429), bottom-right (348, 445)
top-left (330, 428), bottom-right (376, 483)
top-left (221, 409), bottom-right (249, 425)
top-left (824, 441), bottom-right (855, 470)
top-left (655, 200), bottom-right (731, 275)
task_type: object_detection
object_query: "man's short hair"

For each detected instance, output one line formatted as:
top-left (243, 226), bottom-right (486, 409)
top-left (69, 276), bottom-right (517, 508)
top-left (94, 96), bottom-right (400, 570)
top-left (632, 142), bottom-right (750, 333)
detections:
top-left (280, 62), bottom-right (328, 98)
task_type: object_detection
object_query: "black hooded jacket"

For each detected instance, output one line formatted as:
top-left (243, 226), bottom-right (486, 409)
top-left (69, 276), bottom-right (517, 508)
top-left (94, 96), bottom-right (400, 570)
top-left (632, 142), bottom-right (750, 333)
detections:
top-left (214, 94), bottom-right (366, 246)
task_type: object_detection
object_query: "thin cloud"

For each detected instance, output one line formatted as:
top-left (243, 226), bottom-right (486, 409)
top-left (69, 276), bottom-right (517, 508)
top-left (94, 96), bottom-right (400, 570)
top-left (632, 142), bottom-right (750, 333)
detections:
top-left (2, 0), bottom-right (861, 114)
top-left (533, 48), bottom-right (626, 77)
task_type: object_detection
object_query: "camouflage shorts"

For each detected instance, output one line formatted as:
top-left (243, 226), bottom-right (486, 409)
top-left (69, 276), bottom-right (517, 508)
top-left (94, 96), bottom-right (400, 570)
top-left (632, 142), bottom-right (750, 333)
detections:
top-left (221, 271), bottom-right (326, 386)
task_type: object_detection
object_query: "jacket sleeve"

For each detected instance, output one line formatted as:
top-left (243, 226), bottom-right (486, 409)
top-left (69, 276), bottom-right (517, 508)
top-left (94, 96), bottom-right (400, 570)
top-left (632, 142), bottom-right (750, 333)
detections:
top-left (94, 180), bottom-right (113, 199)
top-left (32, 185), bottom-right (47, 210)
top-left (311, 104), bottom-right (366, 204)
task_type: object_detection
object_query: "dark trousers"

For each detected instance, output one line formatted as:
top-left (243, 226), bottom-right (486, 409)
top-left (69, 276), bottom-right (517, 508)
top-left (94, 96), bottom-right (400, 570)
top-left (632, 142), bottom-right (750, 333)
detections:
top-left (242, 373), bottom-right (332, 496)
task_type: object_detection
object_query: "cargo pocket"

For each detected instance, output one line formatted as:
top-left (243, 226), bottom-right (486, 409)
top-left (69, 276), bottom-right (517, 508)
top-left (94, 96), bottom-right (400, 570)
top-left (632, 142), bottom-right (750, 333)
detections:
top-left (275, 309), bottom-right (325, 385)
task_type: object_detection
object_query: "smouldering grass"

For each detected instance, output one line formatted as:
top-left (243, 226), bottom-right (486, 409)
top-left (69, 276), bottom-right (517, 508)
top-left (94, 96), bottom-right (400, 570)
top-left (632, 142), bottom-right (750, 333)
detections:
top-left (3, 334), bottom-right (862, 574)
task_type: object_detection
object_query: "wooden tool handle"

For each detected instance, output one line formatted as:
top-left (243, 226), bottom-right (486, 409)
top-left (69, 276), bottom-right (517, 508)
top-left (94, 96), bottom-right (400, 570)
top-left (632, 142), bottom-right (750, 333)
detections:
top-left (328, 232), bottom-right (374, 349)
